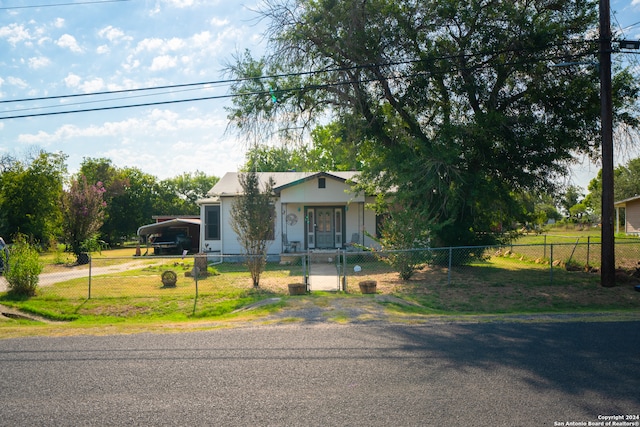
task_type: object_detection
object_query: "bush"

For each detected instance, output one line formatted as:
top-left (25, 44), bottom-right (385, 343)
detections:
top-left (370, 211), bottom-right (431, 280)
top-left (2, 236), bottom-right (43, 297)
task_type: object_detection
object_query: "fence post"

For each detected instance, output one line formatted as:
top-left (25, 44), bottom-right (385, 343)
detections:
top-left (341, 249), bottom-right (347, 292)
top-left (544, 235), bottom-right (547, 260)
top-left (448, 247), bottom-right (453, 285)
top-left (587, 236), bottom-right (591, 268)
top-left (88, 255), bottom-right (92, 299)
top-left (550, 244), bottom-right (554, 284)
top-left (193, 265), bottom-right (199, 316)
top-left (303, 253), bottom-right (308, 291)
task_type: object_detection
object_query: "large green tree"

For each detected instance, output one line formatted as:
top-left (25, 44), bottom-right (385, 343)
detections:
top-left (585, 157), bottom-right (640, 217)
top-left (226, 0), bottom-right (639, 246)
top-left (243, 122), bottom-right (364, 172)
top-left (158, 171), bottom-right (220, 214)
top-left (0, 151), bottom-right (67, 247)
top-left (80, 158), bottom-right (219, 243)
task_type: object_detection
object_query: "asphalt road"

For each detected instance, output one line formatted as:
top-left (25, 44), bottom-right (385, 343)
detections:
top-left (0, 322), bottom-right (638, 427)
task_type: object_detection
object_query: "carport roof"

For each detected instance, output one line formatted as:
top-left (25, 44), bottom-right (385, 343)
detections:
top-left (137, 218), bottom-right (201, 236)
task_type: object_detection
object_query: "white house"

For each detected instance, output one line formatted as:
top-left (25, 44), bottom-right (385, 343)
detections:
top-left (614, 195), bottom-right (640, 235)
top-left (197, 171), bottom-right (380, 256)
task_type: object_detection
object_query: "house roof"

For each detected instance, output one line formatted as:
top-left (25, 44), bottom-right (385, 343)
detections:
top-left (137, 218), bottom-right (201, 236)
top-left (614, 195), bottom-right (640, 207)
top-left (204, 171), bottom-right (361, 197)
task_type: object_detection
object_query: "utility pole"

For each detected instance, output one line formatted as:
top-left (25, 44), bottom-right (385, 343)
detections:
top-left (600, 0), bottom-right (615, 287)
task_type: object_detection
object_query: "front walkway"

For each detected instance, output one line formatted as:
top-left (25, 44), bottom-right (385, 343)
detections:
top-left (308, 261), bottom-right (340, 291)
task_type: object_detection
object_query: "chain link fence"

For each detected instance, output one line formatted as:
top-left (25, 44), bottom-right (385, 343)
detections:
top-left (6, 239), bottom-right (639, 309)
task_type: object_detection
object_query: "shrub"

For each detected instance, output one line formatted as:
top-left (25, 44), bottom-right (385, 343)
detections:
top-left (2, 235), bottom-right (43, 297)
top-left (370, 210), bottom-right (431, 280)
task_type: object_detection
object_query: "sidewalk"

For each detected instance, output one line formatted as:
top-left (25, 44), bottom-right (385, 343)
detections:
top-left (309, 262), bottom-right (340, 291)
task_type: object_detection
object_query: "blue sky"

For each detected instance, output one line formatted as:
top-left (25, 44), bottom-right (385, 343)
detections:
top-left (1, 0), bottom-right (640, 192)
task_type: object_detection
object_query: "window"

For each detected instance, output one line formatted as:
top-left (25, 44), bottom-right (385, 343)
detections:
top-left (205, 205), bottom-right (220, 240)
top-left (318, 177), bottom-right (326, 188)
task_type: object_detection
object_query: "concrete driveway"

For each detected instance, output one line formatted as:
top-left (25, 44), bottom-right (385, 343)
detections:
top-left (0, 261), bottom-right (150, 292)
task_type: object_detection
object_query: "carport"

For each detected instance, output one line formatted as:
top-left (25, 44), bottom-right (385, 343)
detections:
top-left (137, 218), bottom-right (201, 254)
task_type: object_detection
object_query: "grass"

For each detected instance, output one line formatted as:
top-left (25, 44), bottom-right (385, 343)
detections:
top-left (1, 243), bottom-right (639, 338)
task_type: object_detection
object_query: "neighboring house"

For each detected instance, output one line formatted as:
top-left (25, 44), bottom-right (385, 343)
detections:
top-left (197, 171), bottom-right (381, 256)
top-left (614, 195), bottom-right (640, 235)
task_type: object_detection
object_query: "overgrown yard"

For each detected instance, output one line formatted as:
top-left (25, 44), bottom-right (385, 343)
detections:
top-left (1, 248), bottom-right (639, 339)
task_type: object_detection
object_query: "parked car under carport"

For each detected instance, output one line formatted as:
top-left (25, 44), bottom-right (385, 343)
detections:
top-left (137, 218), bottom-right (200, 255)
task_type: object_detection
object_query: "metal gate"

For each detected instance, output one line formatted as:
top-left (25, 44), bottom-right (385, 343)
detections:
top-left (306, 250), bottom-right (342, 291)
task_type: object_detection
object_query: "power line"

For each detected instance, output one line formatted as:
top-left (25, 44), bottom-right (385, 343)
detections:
top-left (0, 40), bottom-right (600, 120)
top-left (1, 37), bottom-right (598, 106)
top-left (0, 0), bottom-right (131, 10)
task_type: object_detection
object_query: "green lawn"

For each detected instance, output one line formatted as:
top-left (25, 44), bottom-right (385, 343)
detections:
top-left (1, 245), bottom-right (639, 338)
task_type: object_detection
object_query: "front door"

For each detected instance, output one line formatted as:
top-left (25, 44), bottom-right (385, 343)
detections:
top-left (315, 208), bottom-right (334, 248)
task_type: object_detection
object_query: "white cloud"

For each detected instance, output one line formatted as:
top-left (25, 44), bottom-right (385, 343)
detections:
top-left (80, 78), bottom-right (105, 93)
top-left (135, 37), bottom-right (164, 53)
top-left (135, 36), bottom-right (185, 54)
top-left (28, 56), bottom-right (51, 69)
top-left (98, 25), bottom-right (132, 43)
top-left (210, 17), bottom-right (229, 27)
top-left (150, 55), bottom-right (177, 71)
top-left (14, 107), bottom-right (242, 179)
top-left (191, 31), bottom-right (212, 47)
top-left (0, 23), bottom-right (31, 45)
top-left (97, 45), bottom-right (110, 54)
top-left (64, 73), bottom-right (82, 88)
top-left (164, 0), bottom-right (197, 8)
top-left (53, 18), bottom-right (65, 28)
top-left (62, 74), bottom-right (105, 93)
top-left (165, 37), bottom-right (185, 51)
top-left (7, 76), bottom-right (28, 88)
top-left (122, 55), bottom-right (141, 71)
top-left (56, 34), bottom-right (82, 53)
top-left (149, 109), bottom-right (179, 121)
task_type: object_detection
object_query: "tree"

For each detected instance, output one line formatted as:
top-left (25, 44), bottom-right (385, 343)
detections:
top-left (109, 167), bottom-right (158, 242)
top-left (560, 185), bottom-right (584, 218)
top-left (370, 209), bottom-right (431, 280)
top-left (80, 158), bottom-right (219, 243)
top-left (79, 158), bottom-right (128, 244)
top-left (585, 157), bottom-right (640, 218)
top-left (226, 0), bottom-right (639, 247)
top-left (158, 171), bottom-right (219, 214)
top-left (229, 171), bottom-right (276, 288)
top-left (61, 175), bottom-right (106, 263)
top-left (243, 122), bottom-right (363, 172)
top-left (80, 160), bottom-right (159, 244)
top-left (0, 151), bottom-right (67, 248)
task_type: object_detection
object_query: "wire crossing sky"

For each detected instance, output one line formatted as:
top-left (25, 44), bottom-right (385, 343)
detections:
top-left (0, 0), bottom-right (639, 186)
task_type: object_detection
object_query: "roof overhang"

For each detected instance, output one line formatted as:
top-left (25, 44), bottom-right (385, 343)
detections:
top-left (137, 218), bottom-right (201, 236)
top-left (614, 195), bottom-right (640, 207)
